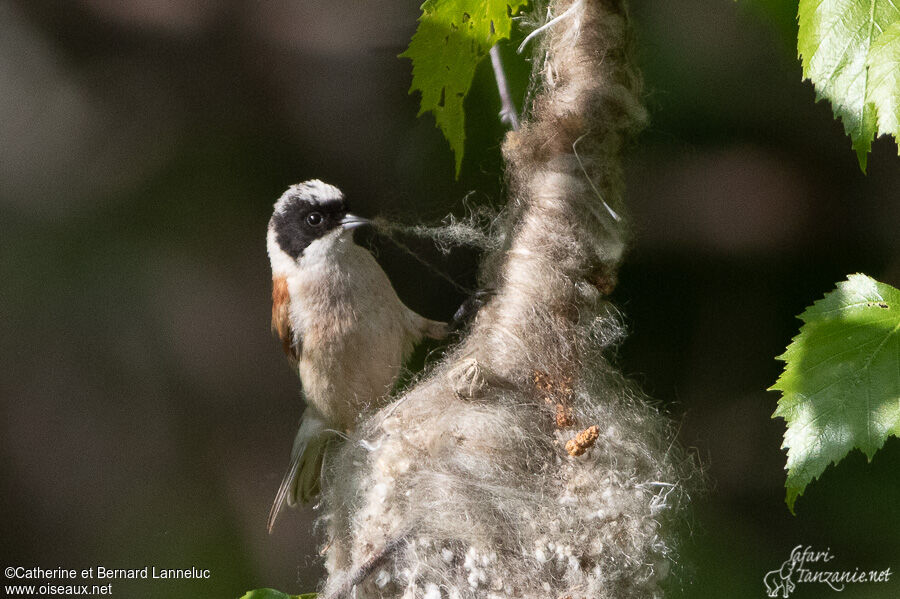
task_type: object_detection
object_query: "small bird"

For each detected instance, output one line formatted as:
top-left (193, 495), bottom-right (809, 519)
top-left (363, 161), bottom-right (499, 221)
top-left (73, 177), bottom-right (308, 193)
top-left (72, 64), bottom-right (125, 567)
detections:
top-left (266, 180), bottom-right (447, 532)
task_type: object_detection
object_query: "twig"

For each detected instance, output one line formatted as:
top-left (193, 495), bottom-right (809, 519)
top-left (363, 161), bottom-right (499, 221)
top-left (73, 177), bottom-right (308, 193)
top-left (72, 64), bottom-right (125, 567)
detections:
top-left (490, 45), bottom-right (519, 131)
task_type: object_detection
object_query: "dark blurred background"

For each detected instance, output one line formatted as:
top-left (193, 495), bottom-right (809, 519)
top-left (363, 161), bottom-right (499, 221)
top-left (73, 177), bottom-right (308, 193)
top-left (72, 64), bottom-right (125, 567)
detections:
top-left (1, 1), bottom-right (898, 598)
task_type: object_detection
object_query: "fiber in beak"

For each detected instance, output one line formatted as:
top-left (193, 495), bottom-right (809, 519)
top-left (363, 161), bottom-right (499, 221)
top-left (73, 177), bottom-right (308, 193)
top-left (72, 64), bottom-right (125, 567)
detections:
top-left (340, 214), bottom-right (371, 230)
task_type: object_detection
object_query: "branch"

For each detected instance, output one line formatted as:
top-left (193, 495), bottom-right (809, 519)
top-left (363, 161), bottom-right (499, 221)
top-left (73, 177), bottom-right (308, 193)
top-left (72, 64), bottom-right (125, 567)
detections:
top-left (489, 45), bottom-right (520, 130)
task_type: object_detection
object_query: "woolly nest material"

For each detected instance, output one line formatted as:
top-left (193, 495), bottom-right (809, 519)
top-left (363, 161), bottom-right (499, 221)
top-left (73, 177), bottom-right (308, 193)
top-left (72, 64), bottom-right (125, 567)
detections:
top-left (316, 1), bottom-right (695, 597)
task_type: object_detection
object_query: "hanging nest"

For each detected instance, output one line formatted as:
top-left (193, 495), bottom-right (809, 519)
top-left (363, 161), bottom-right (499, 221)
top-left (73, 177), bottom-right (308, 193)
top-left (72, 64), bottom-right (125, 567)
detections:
top-left (317, 1), bottom-right (695, 597)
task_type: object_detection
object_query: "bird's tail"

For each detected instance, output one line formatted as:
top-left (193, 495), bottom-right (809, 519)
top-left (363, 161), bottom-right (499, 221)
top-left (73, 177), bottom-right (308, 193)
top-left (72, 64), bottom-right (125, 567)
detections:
top-left (267, 407), bottom-right (330, 533)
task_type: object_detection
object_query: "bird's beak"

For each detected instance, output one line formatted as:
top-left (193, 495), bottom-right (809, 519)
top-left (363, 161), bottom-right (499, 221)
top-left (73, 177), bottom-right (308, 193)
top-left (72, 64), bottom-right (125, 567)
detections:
top-left (340, 214), bottom-right (371, 230)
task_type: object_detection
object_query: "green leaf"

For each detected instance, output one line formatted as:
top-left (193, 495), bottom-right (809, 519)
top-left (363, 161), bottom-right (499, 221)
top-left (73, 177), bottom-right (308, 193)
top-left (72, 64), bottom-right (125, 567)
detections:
top-left (797, 0), bottom-right (900, 171)
top-left (770, 274), bottom-right (900, 513)
top-left (401, 0), bottom-right (529, 176)
top-left (866, 21), bottom-right (900, 144)
top-left (237, 589), bottom-right (315, 599)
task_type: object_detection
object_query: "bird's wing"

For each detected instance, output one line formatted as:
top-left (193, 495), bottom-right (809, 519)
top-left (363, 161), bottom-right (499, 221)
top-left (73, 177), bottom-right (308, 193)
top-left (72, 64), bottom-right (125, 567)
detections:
top-left (267, 408), bottom-right (329, 534)
top-left (272, 275), bottom-right (302, 360)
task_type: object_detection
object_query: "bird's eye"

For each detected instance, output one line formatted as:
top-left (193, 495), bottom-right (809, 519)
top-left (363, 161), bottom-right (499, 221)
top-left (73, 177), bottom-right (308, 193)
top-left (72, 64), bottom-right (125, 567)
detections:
top-left (306, 212), bottom-right (324, 227)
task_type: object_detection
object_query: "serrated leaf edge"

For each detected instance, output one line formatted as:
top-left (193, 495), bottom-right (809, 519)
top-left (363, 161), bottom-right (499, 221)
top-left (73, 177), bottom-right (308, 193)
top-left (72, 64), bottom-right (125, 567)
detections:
top-left (770, 273), bottom-right (900, 513)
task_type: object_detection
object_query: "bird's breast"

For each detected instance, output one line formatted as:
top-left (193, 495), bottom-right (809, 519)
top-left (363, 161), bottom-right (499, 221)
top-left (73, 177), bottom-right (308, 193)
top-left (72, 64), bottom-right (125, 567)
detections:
top-left (285, 250), bottom-right (412, 429)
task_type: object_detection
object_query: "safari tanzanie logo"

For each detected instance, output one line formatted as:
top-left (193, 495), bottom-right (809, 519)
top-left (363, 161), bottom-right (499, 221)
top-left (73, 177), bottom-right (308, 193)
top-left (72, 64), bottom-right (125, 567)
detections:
top-left (763, 545), bottom-right (892, 597)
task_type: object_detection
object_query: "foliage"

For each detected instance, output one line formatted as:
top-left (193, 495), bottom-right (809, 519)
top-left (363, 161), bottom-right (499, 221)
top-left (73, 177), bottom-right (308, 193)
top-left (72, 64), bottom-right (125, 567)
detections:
top-left (238, 589), bottom-right (315, 599)
top-left (798, 0), bottom-right (900, 171)
top-left (401, 0), bottom-right (529, 176)
top-left (771, 274), bottom-right (900, 513)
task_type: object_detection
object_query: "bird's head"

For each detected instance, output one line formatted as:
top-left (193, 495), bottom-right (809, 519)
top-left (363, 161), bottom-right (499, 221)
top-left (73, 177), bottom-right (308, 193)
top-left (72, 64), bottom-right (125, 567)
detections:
top-left (267, 180), bottom-right (370, 273)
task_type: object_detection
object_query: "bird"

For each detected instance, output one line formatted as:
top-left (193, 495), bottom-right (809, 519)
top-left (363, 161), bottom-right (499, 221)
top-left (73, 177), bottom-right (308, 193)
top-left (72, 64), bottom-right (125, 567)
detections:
top-left (265, 180), bottom-right (448, 532)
